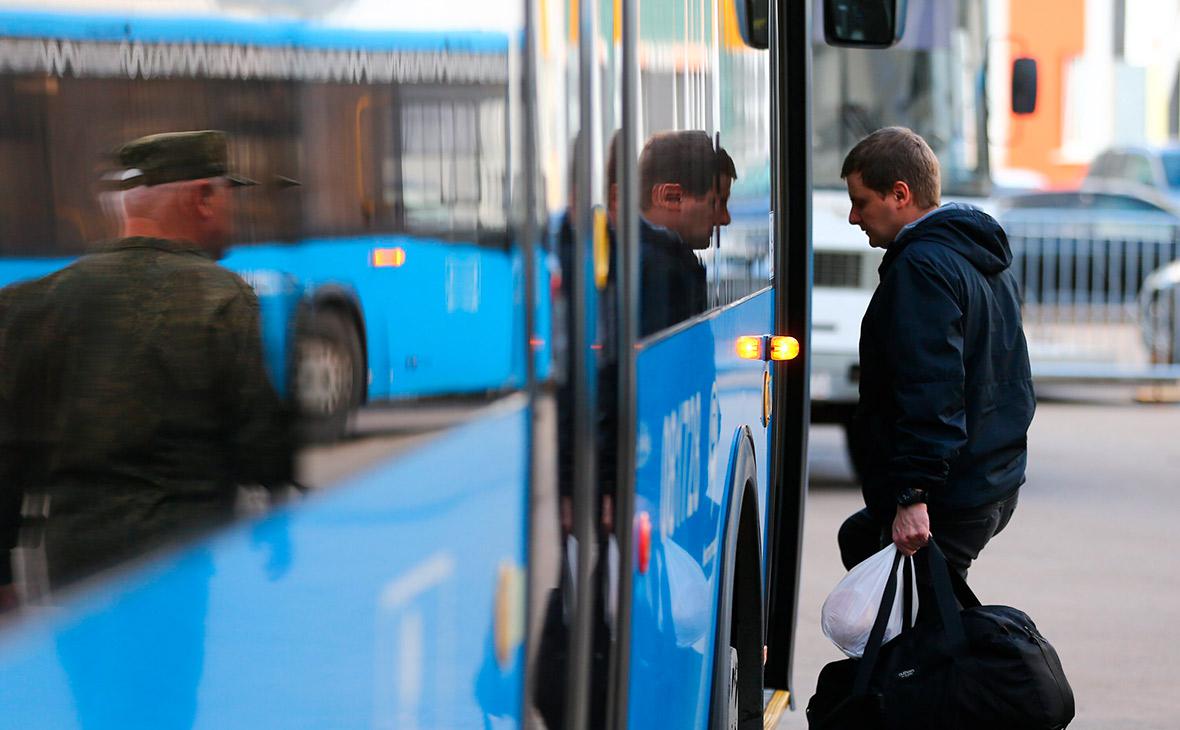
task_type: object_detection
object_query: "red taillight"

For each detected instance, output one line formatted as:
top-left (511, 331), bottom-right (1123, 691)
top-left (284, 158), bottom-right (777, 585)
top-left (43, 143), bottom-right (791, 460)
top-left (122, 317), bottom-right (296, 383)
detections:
top-left (636, 511), bottom-right (652, 574)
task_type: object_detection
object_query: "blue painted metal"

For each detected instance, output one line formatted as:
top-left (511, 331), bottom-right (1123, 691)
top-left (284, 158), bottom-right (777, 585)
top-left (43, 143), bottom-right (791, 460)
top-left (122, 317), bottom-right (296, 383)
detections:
top-left (0, 9), bottom-right (509, 52)
top-left (0, 236), bottom-right (553, 401)
top-left (0, 400), bottom-right (531, 729)
top-left (627, 291), bottom-right (772, 728)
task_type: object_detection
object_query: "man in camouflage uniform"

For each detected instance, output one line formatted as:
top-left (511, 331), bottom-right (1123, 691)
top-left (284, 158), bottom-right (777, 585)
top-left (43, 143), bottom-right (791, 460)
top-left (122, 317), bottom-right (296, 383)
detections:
top-left (0, 130), bottom-right (293, 600)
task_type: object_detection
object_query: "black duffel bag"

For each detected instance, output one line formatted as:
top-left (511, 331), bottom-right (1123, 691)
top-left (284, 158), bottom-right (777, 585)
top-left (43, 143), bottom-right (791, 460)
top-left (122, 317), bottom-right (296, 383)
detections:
top-left (807, 540), bottom-right (1074, 730)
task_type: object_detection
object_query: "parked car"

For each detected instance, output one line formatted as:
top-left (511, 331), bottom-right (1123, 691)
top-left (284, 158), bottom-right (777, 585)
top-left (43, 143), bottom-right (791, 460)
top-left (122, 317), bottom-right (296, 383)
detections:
top-left (997, 185), bottom-right (1180, 309)
top-left (1083, 143), bottom-right (1180, 209)
top-left (1139, 259), bottom-right (1180, 364)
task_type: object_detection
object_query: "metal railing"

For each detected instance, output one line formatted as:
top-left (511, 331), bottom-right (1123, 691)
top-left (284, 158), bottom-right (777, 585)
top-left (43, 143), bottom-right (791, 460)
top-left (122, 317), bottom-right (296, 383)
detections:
top-left (1001, 207), bottom-right (1180, 382)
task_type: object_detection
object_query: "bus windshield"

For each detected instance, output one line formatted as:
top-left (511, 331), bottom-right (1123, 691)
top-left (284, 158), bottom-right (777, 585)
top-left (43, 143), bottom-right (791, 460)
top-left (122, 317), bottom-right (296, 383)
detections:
top-left (812, 0), bottom-right (988, 196)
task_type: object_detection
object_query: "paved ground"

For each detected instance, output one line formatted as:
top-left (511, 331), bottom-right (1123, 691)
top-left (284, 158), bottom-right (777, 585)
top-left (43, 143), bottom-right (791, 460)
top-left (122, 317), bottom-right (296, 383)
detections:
top-left (777, 387), bottom-right (1180, 729)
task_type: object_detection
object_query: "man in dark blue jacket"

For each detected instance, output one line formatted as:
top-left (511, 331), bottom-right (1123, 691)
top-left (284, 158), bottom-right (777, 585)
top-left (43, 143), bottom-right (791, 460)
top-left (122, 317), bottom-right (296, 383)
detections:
top-left (838, 127), bottom-right (1035, 581)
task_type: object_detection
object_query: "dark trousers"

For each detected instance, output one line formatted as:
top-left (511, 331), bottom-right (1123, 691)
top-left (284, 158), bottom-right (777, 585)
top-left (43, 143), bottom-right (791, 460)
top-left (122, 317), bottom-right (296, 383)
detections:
top-left (838, 491), bottom-right (1019, 618)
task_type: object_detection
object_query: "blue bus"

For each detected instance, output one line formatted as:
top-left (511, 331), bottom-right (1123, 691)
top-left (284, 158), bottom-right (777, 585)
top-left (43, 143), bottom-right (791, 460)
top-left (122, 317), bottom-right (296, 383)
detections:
top-left (0, 0), bottom-right (903, 727)
top-left (0, 7), bottom-right (550, 441)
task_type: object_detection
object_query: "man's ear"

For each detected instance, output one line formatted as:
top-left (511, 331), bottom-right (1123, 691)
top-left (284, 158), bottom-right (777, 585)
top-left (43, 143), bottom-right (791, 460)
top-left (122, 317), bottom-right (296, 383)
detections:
top-left (192, 180), bottom-right (217, 219)
top-left (890, 180), bottom-right (913, 208)
top-left (651, 182), bottom-right (683, 211)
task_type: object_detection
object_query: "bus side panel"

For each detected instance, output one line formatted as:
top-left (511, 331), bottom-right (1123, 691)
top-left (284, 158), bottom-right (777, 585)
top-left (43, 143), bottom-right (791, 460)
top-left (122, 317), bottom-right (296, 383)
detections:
top-left (628, 290), bottom-right (771, 728)
top-left (0, 237), bottom-right (551, 403)
top-left (0, 402), bottom-right (531, 729)
top-left (224, 237), bottom-right (551, 402)
top-left (0, 256), bottom-right (300, 394)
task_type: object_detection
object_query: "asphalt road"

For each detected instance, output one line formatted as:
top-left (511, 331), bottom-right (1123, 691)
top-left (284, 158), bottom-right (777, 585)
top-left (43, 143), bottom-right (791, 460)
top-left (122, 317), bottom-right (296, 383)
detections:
top-left (776, 387), bottom-right (1180, 729)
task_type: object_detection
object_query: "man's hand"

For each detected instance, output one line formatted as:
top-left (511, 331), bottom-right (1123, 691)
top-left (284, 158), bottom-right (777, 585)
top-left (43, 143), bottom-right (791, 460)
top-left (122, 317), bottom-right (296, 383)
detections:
top-left (892, 503), bottom-right (931, 556)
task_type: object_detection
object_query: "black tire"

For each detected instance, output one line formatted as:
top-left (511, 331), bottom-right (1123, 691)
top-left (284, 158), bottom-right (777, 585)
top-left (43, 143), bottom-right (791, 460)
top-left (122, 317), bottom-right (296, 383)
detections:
top-left (293, 308), bottom-right (364, 444)
top-left (711, 502), bottom-right (764, 728)
top-left (725, 646), bottom-right (739, 730)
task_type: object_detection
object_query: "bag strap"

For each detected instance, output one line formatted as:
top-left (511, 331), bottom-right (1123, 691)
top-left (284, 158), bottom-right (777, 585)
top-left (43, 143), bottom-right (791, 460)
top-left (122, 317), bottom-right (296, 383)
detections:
top-left (926, 540), bottom-right (969, 654)
top-left (851, 549), bottom-right (903, 695)
top-left (850, 541), bottom-right (970, 696)
top-left (946, 564), bottom-right (982, 609)
top-left (902, 555), bottom-right (914, 631)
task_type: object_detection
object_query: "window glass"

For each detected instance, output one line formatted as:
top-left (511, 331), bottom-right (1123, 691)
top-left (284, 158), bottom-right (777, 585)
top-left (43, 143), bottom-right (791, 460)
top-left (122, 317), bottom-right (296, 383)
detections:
top-left (1162, 151), bottom-right (1180, 189)
top-left (812, 0), bottom-right (987, 196)
top-left (396, 91), bottom-right (507, 240)
top-left (1089, 152), bottom-right (1115, 177)
top-left (0, 75), bottom-right (302, 257)
top-left (1124, 154), bottom-right (1155, 187)
top-left (631, 1), bottom-right (770, 320)
top-left (714, 23), bottom-right (772, 307)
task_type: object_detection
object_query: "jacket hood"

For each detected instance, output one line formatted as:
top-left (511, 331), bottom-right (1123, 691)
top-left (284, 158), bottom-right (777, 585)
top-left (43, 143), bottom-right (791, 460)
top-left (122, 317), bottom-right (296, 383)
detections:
top-left (884, 202), bottom-right (1012, 275)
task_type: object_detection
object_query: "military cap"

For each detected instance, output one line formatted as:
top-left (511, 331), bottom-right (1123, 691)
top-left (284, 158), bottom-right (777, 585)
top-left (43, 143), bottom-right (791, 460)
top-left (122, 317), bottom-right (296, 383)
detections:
top-left (116, 130), bottom-right (256, 188)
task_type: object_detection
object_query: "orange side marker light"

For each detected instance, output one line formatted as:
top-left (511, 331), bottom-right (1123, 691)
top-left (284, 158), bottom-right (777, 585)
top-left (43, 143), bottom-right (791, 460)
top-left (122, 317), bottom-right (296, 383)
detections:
top-left (769, 335), bottom-right (800, 361)
top-left (371, 247), bottom-right (406, 268)
top-left (736, 335), bottom-right (764, 361)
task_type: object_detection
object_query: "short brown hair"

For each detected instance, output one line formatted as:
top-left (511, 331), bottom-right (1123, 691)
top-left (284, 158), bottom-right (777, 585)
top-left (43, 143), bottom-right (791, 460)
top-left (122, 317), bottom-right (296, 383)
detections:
top-left (638, 130), bottom-right (718, 211)
top-left (840, 127), bottom-right (941, 208)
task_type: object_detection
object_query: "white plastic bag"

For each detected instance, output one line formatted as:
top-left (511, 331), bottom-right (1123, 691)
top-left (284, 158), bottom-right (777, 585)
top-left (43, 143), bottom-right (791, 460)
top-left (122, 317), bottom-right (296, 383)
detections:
top-left (821, 544), bottom-right (918, 658)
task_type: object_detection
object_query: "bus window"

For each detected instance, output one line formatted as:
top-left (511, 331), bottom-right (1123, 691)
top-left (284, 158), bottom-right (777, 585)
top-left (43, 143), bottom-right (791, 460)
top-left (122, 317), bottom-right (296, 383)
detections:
top-left (0, 75), bottom-right (304, 256)
top-left (713, 10), bottom-right (773, 307)
top-left (0, 77), bottom-right (56, 255)
top-left (398, 92), bottom-right (508, 239)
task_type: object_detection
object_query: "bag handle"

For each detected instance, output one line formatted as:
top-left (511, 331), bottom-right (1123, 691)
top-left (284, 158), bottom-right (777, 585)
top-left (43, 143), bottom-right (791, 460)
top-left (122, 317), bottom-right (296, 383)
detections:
top-left (851, 540), bottom-right (970, 695)
top-left (925, 540), bottom-right (969, 654)
top-left (851, 549), bottom-right (903, 695)
top-left (947, 564), bottom-right (982, 609)
top-left (902, 556), bottom-right (914, 631)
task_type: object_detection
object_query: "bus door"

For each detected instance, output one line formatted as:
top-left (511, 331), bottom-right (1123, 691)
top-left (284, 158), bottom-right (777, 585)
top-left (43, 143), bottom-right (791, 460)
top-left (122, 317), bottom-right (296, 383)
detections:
top-left (521, 0), bottom-right (622, 726)
top-left (528, 0), bottom-right (787, 724)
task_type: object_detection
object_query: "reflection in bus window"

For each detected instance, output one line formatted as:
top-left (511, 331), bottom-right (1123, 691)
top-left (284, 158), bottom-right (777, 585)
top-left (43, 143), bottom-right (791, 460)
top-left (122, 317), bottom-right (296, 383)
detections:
top-left (812, 0), bottom-right (987, 196)
top-left (636, 130), bottom-right (714, 336)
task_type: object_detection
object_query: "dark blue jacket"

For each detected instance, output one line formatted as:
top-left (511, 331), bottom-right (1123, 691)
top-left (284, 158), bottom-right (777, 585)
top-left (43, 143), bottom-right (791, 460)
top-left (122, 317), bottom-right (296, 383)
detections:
top-left (637, 217), bottom-right (707, 338)
top-left (852, 203), bottom-right (1034, 519)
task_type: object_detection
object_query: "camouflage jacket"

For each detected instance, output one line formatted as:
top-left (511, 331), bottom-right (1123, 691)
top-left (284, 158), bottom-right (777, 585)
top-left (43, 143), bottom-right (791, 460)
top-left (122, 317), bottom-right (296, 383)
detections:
top-left (0, 237), bottom-right (293, 587)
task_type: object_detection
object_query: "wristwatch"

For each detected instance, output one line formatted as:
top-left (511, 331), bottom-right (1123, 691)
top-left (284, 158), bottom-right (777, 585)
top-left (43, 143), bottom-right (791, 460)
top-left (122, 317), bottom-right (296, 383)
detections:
top-left (896, 487), bottom-right (927, 507)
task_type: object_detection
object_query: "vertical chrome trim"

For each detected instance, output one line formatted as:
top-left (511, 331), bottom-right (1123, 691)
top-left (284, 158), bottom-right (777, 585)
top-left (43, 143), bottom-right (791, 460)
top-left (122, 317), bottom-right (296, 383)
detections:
top-left (607, 0), bottom-right (639, 725)
top-left (764, 0), bottom-right (812, 701)
top-left (564, 0), bottom-right (600, 726)
top-left (519, 0), bottom-right (543, 724)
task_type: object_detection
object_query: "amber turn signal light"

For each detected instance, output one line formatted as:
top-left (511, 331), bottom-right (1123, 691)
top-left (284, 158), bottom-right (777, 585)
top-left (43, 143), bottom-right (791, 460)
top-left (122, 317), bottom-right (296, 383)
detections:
top-left (371, 247), bottom-right (406, 268)
top-left (769, 335), bottom-right (800, 361)
top-left (736, 336), bottom-right (764, 360)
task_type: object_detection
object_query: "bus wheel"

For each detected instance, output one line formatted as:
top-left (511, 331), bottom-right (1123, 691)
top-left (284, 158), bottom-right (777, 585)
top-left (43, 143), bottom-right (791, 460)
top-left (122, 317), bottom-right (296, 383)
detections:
top-left (295, 308), bottom-right (363, 443)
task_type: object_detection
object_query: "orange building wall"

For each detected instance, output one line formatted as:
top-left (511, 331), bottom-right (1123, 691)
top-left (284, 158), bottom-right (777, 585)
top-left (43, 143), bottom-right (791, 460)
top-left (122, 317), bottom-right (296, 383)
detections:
top-left (1008, 0), bottom-right (1088, 186)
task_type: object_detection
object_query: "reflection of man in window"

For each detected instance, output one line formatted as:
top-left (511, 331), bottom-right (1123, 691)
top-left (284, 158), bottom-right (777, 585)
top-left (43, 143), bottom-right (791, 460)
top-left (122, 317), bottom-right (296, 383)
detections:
top-left (0, 131), bottom-right (294, 597)
top-left (636, 130), bottom-right (733, 336)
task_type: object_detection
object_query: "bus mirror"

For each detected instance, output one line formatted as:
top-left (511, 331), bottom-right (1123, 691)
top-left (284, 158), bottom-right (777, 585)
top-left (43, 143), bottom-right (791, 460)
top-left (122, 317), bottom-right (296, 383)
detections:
top-left (1012, 57), bottom-right (1038, 115)
top-left (823, 0), bottom-right (907, 49)
top-left (734, 0), bottom-right (768, 50)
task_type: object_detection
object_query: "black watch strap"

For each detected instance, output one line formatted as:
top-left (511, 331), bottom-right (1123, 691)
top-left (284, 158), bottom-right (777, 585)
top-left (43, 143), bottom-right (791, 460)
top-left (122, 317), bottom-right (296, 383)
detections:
top-left (896, 487), bottom-right (927, 507)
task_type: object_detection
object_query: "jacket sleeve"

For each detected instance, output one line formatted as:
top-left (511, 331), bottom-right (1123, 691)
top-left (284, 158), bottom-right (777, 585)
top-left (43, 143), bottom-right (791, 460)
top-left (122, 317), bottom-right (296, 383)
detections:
top-left (877, 254), bottom-right (968, 496)
top-left (213, 287), bottom-right (295, 490)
